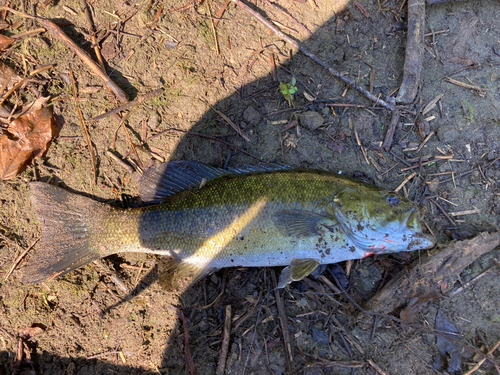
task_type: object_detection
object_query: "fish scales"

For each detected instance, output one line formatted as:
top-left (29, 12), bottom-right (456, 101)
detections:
top-left (23, 161), bottom-right (436, 287)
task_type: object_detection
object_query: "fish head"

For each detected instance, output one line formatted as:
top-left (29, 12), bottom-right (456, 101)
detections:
top-left (330, 187), bottom-right (435, 253)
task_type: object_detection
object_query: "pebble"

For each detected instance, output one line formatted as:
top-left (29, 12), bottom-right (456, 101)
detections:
top-left (299, 111), bottom-right (324, 131)
top-left (243, 106), bottom-right (261, 126)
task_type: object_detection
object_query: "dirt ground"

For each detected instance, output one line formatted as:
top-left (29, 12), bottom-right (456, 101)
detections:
top-left (1, 0), bottom-right (500, 373)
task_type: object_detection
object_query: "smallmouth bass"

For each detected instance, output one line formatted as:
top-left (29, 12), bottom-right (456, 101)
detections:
top-left (23, 161), bottom-right (435, 287)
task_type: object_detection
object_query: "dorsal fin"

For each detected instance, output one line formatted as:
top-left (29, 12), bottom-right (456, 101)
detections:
top-left (139, 160), bottom-right (291, 204)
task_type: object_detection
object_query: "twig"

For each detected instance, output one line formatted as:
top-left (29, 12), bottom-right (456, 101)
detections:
top-left (367, 359), bottom-right (389, 375)
top-left (382, 109), bottom-right (401, 151)
top-left (211, 106), bottom-right (251, 142)
top-left (69, 69), bottom-right (97, 183)
top-left (216, 305), bottom-right (232, 375)
top-left (10, 28), bottom-right (46, 39)
top-left (149, 128), bottom-right (264, 162)
top-left (462, 338), bottom-right (500, 375)
top-left (3, 237), bottom-right (40, 281)
top-left (105, 150), bottom-right (134, 173)
top-left (270, 270), bottom-right (296, 374)
top-left (445, 77), bottom-right (486, 95)
top-left (429, 198), bottom-right (456, 225)
top-left (40, 19), bottom-right (128, 103)
top-left (89, 88), bottom-right (163, 122)
top-left (177, 309), bottom-right (195, 375)
top-left (86, 350), bottom-right (121, 359)
top-left (394, 171), bottom-right (416, 193)
top-left (230, 0), bottom-right (395, 110)
top-left (449, 267), bottom-right (495, 296)
top-left (330, 316), bottom-right (365, 355)
top-left (415, 130), bottom-right (434, 153)
top-left (81, 0), bottom-right (106, 72)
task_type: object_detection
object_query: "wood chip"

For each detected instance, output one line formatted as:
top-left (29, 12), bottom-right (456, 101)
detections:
top-left (449, 209), bottom-right (481, 217)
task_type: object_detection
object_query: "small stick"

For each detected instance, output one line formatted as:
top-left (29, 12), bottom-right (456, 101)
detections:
top-left (30, 64), bottom-right (54, 76)
top-left (10, 28), bottom-right (46, 39)
top-left (3, 237), bottom-right (40, 281)
top-left (89, 88), bottom-right (163, 122)
top-left (216, 305), bottom-right (232, 375)
top-left (106, 150), bottom-right (134, 173)
top-left (262, 0), bottom-right (312, 38)
top-left (207, 0), bottom-right (220, 55)
top-left (444, 77), bottom-right (486, 94)
top-left (449, 209), bottom-right (480, 217)
top-left (437, 157), bottom-right (500, 185)
top-left (354, 129), bottom-right (370, 165)
top-left (395, 0), bottom-right (425, 104)
top-left (86, 351), bottom-right (122, 360)
top-left (212, 106), bottom-right (251, 142)
top-left (177, 309), bottom-right (195, 375)
top-left (230, 0), bottom-right (395, 111)
top-left (331, 316), bottom-right (365, 355)
top-left (40, 19), bottom-right (128, 103)
top-left (462, 338), bottom-right (500, 375)
top-left (394, 172), bottom-right (416, 193)
top-left (382, 109), bottom-right (401, 151)
top-left (69, 69), bottom-right (98, 183)
top-left (367, 359), bottom-right (389, 375)
top-left (415, 130), bottom-right (434, 153)
top-left (81, 0), bottom-right (106, 72)
top-left (449, 267), bottom-right (495, 296)
top-left (0, 78), bottom-right (27, 106)
top-left (429, 198), bottom-right (456, 226)
top-left (270, 270), bottom-right (296, 374)
top-left (148, 128), bottom-right (264, 162)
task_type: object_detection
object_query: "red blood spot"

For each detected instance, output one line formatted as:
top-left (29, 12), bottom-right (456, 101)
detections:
top-left (363, 251), bottom-right (373, 258)
top-left (384, 238), bottom-right (396, 243)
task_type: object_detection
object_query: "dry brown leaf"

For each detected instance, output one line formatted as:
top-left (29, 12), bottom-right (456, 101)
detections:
top-left (11, 96), bottom-right (50, 119)
top-left (18, 324), bottom-right (46, 339)
top-left (0, 107), bottom-right (55, 180)
top-left (0, 61), bottom-right (22, 92)
top-left (0, 34), bottom-right (13, 52)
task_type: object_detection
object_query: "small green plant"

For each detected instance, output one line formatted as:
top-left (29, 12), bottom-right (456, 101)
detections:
top-left (279, 77), bottom-right (297, 104)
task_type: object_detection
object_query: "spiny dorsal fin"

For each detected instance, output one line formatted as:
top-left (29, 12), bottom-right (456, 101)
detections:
top-left (278, 258), bottom-right (320, 288)
top-left (139, 160), bottom-right (291, 204)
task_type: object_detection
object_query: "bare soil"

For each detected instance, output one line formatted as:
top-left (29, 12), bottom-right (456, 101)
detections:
top-left (1, 0), bottom-right (500, 374)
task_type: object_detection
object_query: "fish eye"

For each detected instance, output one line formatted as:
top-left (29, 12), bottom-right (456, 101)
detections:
top-left (386, 195), bottom-right (399, 206)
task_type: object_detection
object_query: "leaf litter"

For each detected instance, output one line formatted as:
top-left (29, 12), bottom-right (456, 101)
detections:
top-left (0, 106), bottom-right (56, 180)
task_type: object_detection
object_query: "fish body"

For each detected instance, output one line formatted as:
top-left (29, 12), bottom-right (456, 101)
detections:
top-left (24, 161), bottom-right (435, 287)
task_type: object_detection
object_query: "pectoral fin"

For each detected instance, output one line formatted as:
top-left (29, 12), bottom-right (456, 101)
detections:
top-left (277, 258), bottom-right (320, 288)
top-left (275, 210), bottom-right (330, 237)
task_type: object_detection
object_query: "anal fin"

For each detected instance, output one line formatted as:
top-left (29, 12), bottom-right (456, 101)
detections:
top-left (158, 256), bottom-right (217, 292)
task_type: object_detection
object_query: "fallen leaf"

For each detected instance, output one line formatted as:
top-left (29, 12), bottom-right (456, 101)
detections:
top-left (11, 96), bottom-right (50, 119)
top-left (18, 323), bottom-right (46, 339)
top-left (435, 309), bottom-right (461, 375)
top-left (400, 291), bottom-right (441, 322)
top-left (0, 61), bottom-right (22, 91)
top-left (0, 107), bottom-right (55, 180)
top-left (0, 34), bottom-right (13, 51)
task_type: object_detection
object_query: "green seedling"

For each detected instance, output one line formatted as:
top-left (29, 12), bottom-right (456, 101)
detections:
top-left (279, 77), bottom-right (298, 104)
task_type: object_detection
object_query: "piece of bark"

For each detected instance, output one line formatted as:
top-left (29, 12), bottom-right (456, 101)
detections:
top-left (382, 109), bottom-right (400, 151)
top-left (396, 0), bottom-right (425, 104)
top-left (365, 231), bottom-right (500, 315)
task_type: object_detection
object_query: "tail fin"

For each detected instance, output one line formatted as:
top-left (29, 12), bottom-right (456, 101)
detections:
top-left (23, 182), bottom-right (110, 283)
